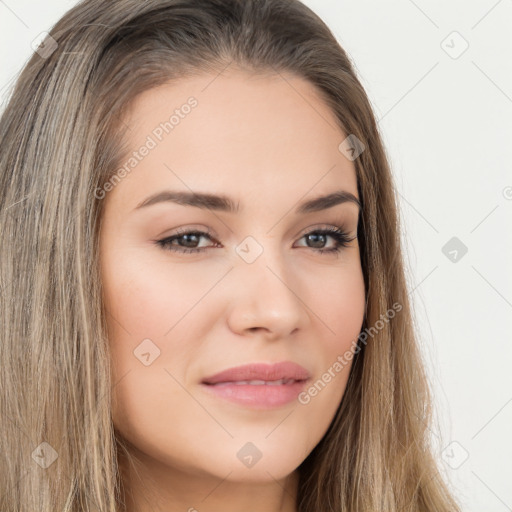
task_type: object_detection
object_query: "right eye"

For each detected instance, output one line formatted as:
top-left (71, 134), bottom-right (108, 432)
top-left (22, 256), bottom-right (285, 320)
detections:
top-left (156, 229), bottom-right (220, 254)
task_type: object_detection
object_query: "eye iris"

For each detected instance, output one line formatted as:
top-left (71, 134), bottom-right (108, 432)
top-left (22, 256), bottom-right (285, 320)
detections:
top-left (307, 233), bottom-right (327, 248)
top-left (180, 233), bottom-right (200, 247)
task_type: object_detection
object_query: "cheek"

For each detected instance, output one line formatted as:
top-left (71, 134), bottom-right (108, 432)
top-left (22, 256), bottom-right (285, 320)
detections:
top-left (301, 262), bottom-right (365, 401)
top-left (103, 258), bottom-right (216, 459)
top-left (101, 250), bottom-right (221, 342)
top-left (310, 260), bottom-right (366, 347)
top-left (101, 251), bottom-right (225, 425)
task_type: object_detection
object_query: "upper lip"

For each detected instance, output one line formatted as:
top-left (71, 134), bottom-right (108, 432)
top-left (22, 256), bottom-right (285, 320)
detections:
top-left (201, 361), bottom-right (310, 385)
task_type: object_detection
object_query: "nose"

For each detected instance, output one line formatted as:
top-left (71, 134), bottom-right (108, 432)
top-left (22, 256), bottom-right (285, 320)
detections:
top-left (226, 250), bottom-right (308, 341)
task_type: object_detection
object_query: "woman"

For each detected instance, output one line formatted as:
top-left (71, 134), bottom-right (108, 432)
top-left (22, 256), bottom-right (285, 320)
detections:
top-left (0, 0), bottom-right (461, 510)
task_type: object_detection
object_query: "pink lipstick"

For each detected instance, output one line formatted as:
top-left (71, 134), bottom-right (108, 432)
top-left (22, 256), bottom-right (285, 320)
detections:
top-left (201, 361), bottom-right (310, 409)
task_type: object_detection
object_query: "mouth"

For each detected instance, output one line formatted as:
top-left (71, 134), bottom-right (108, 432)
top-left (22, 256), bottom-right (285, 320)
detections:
top-left (200, 362), bottom-right (310, 409)
top-left (201, 361), bottom-right (310, 384)
top-left (207, 378), bottom-right (304, 386)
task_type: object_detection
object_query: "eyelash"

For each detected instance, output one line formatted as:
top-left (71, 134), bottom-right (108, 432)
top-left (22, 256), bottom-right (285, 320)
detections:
top-left (155, 226), bottom-right (356, 256)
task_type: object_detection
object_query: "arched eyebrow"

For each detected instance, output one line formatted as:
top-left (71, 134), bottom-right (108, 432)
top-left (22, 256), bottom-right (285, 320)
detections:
top-left (133, 190), bottom-right (361, 214)
top-left (296, 191), bottom-right (361, 214)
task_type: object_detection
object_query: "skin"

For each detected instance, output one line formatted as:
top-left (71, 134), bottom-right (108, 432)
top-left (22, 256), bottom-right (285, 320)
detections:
top-left (99, 68), bottom-right (366, 512)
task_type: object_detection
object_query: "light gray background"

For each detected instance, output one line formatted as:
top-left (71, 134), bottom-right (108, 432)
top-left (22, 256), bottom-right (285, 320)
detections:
top-left (1, 1), bottom-right (511, 511)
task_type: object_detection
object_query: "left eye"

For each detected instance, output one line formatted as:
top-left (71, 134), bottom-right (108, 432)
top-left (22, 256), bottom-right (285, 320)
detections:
top-left (156, 227), bottom-right (355, 255)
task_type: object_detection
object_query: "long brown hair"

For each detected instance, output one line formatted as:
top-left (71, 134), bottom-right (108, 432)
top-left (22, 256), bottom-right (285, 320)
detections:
top-left (0, 0), bottom-right (461, 510)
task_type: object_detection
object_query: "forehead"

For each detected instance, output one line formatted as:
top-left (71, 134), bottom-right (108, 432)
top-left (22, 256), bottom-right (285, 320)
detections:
top-left (111, 69), bottom-right (358, 209)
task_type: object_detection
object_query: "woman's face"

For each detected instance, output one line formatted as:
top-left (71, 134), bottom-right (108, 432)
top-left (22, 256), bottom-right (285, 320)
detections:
top-left (99, 69), bottom-right (365, 493)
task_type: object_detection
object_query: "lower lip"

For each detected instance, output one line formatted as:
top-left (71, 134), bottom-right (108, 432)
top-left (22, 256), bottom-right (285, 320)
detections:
top-left (200, 380), bottom-right (309, 409)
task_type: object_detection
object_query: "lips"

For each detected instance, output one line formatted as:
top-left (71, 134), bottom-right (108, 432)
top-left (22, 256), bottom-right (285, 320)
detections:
top-left (211, 378), bottom-right (297, 386)
top-left (200, 361), bottom-right (311, 409)
top-left (201, 361), bottom-right (310, 386)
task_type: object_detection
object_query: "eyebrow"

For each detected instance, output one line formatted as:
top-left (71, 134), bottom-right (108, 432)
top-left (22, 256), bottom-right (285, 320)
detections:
top-left (133, 189), bottom-right (361, 214)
